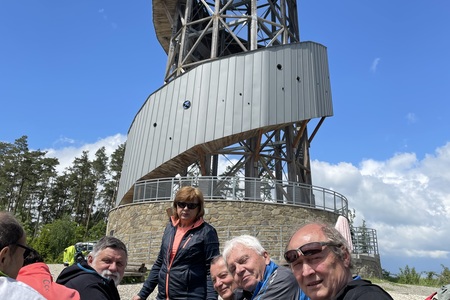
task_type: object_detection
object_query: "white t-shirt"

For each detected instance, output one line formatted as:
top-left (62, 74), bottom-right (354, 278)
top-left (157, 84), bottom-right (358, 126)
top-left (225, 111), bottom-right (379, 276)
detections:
top-left (0, 276), bottom-right (46, 299)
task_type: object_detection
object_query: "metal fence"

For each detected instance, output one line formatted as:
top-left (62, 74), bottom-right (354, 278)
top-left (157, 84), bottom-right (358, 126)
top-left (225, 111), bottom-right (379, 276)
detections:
top-left (352, 227), bottom-right (379, 256)
top-left (134, 176), bottom-right (348, 217)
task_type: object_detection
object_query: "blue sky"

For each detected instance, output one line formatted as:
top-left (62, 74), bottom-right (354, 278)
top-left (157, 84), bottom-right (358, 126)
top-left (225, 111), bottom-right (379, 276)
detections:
top-left (1, 1), bottom-right (450, 276)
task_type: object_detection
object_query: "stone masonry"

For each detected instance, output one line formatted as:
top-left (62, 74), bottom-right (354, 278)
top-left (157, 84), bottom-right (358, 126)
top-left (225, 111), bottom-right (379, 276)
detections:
top-left (107, 200), bottom-right (381, 278)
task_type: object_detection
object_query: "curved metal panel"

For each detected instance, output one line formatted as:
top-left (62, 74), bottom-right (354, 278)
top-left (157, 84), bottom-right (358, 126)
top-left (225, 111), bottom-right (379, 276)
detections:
top-left (117, 42), bottom-right (333, 205)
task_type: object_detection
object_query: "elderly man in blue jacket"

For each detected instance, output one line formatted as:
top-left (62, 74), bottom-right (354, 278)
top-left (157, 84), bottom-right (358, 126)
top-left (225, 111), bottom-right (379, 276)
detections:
top-left (223, 234), bottom-right (308, 300)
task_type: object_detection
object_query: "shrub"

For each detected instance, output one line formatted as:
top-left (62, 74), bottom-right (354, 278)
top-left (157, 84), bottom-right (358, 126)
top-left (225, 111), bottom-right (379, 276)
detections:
top-left (397, 265), bottom-right (421, 285)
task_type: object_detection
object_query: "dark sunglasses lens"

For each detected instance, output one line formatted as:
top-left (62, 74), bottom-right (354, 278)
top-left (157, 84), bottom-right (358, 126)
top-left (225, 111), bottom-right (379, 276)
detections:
top-left (300, 242), bottom-right (323, 256)
top-left (186, 203), bottom-right (199, 209)
top-left (284, 250), bottom-right (298, 263)
top-left (177, 202), bottom-right (198, 209)
top-left (285, 243), bottom-right (326, 263)
top-left (302, 249), bottom-right (322, 256)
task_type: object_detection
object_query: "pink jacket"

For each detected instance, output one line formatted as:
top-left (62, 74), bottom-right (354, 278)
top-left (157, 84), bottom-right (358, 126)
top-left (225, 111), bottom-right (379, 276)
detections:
top-left (17, 262), bottom-right (80, 300)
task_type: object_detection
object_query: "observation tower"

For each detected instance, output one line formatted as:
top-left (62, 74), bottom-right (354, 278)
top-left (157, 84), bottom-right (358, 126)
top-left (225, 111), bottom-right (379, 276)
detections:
top-left (107, 1), bottom-right (381, 274)
top-left (116, 0), bottom-right (334, 205)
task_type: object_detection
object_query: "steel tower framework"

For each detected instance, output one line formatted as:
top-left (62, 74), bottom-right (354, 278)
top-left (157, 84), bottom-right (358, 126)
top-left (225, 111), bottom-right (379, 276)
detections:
top-left (158, 0), bottom-right (299, 82)
top-left (116, 0), bottom-right (332, 205)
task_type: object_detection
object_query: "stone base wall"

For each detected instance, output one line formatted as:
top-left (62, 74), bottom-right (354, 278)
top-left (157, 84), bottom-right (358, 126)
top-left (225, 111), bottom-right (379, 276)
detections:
top-left (352, 254), bottom-right (383, 278)
top-left (107, 200), bottom-right (383, 279)
top-left (107, 200), bottom-right (339, 264)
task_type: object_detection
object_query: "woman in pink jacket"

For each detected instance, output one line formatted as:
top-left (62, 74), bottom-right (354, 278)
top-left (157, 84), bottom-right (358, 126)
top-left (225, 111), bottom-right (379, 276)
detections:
top-left (17, 247), bottom-right (80, 300)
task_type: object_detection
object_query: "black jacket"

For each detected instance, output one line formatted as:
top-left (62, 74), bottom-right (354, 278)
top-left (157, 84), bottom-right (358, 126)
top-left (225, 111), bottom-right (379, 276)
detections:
top-left (234, 288), bottom-right (252, 300)
top-left (137, 218), bottom-right (220, 299)
top-left (56, 260), bottom-right (120, 300)
top-left (333, 279), bottom-right (393, 300)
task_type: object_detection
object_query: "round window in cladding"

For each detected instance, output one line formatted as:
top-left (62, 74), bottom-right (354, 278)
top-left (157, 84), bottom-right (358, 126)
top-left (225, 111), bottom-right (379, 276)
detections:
top-left (182, 100), bottom-right (191, 110)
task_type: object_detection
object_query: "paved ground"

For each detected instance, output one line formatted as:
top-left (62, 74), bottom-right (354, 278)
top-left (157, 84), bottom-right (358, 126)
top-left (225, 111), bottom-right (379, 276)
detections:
top-left (48, 264), bottom-right (437, 300)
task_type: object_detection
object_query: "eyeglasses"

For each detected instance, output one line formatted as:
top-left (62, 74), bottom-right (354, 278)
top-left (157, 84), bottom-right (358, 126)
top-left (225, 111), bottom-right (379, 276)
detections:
top-left (14, 243), bottom-right (33, 259)
top-left (284, 242), bottom-right (341, 264)
top-left (176, 202), bottom-right (200, 209)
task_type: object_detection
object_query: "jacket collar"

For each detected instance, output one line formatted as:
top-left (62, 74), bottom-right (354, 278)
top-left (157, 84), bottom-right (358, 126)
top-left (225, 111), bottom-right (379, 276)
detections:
top-left (171, 216), bottom-right (204, 229)
top-left (251, 260), bottom-right (278, 299)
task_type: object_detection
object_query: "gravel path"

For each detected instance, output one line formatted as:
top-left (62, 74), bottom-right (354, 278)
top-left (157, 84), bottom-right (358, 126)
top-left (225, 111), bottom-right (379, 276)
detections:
top-left (377, 281), bottom-right (436, 300)
top-left (48, 264), bottom-right (437, 300)
top-left (117, 282), bottom-right (437, 300)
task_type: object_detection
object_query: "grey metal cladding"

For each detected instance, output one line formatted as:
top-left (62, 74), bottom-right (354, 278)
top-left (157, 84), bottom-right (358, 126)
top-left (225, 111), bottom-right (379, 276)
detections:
top-left (116, 42), bottom-right (333, 205)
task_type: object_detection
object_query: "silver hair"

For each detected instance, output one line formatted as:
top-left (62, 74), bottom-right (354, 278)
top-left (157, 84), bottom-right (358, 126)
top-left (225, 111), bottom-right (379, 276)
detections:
top-left (211, 254), bottom-right (225, 266)
top-left (222, 235), bottom-right (266, 262)
top-left (320, 223), bottom-right (353, 268)
top-left (91, 236), bottom-right (128, 259)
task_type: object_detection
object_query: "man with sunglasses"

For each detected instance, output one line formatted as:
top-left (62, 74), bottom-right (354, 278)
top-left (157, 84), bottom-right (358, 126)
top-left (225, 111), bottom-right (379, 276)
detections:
top-left (285, 222), bottom-right (393, 300)
top-left (223, 234), bottom-right (308, 300)
top-left (0, 211), bottom-right (46, 299)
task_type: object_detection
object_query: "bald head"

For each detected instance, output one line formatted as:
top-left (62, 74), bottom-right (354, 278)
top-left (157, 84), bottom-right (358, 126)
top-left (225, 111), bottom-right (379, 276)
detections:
top-left (286, 222), bottom-right (352, 300)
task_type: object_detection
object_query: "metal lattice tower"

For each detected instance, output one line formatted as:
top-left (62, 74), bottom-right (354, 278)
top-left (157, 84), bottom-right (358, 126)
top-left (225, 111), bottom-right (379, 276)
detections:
top-left (156, 0), bottom-right (300, 82)
top-left (116, 0), bottom-right (333, 205)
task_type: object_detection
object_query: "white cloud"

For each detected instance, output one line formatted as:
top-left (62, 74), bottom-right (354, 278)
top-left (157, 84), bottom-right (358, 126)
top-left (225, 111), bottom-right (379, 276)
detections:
top-left (53, 136), bottom-right (76, 146)
top-left (97, 8), bottom-right (117, 29)
top-left (312, 142), bottom-right (450, 266)
top-left (406, 112), bottom-right (417, 124)
top-left (370, 57), bottom-right (381, 73)
top-left (44, 134), bottom-right (127, 174)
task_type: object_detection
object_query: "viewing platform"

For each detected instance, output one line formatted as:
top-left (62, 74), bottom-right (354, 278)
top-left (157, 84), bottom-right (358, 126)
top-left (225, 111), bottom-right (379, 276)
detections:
top-left (133, 175), bottom-right (348, 217)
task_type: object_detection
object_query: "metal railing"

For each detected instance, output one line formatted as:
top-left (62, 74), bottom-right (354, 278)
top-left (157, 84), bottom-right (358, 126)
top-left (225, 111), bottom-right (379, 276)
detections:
top-left (352, 227), bottom-right (379, 256)
top-left (133, 176), bottom-right (348, 217)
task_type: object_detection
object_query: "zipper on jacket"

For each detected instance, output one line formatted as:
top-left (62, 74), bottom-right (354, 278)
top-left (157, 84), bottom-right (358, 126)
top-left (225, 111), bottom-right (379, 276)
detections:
top-left (165, 223), bottom-right (200, 299)
top-left (182, 233), bottom-right (194, 249)
top-left (165, 232), bottom-right (175, 300)
top-left (165, 272), bottom-right (170, 300)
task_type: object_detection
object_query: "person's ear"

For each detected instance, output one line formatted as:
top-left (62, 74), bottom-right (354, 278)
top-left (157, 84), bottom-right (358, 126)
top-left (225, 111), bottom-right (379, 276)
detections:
top-left (342, 248), bottom-right (351, 268)
top-left (87, 254), bottom-right (94, 265)
top-left (263, 251), bottom-right (270, 264)
top-left (0, 246), bottom-right (10, 265)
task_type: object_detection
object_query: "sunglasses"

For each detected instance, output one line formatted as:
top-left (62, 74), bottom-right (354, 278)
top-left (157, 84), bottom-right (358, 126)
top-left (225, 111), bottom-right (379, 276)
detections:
top-left (176, 202), bottom-right (200, 209)
top-left (14, 243), bottom-right (33, 259)
top-left (284, 241), bottom-right (341, 264)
